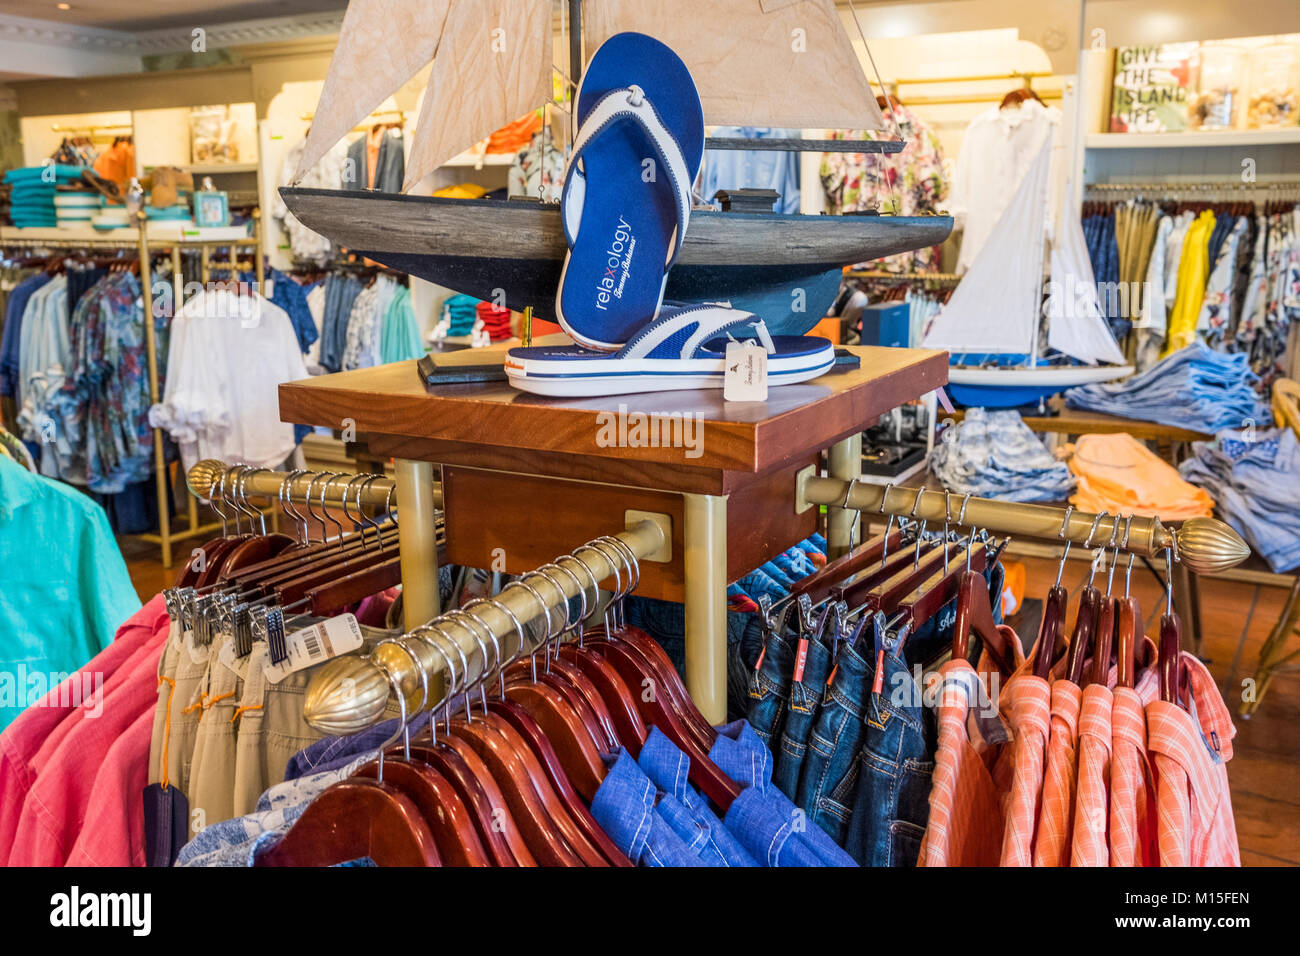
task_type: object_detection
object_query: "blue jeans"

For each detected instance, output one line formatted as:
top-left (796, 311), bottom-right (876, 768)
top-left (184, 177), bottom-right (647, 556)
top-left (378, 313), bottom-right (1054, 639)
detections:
top-left (795, 638), bottom-right (872, 844)
top-left (844, 650), bottom-right (934, 866)
top-left (773, 636), bottom-right (832, 800)
top-left (747, 626), bottom-right (795, 748)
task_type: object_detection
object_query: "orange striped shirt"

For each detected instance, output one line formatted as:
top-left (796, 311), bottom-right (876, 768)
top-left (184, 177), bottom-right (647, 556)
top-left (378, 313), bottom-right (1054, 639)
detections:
top-left (1033, 680), bottom-right (1083, 866)
top-left (1070, 683), bottom-right (1113, 866)
top-left (1147, 653), bottom-right (1239, 867)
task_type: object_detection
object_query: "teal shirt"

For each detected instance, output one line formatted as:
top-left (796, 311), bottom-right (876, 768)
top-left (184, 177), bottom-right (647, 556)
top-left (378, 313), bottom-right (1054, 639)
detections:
top-left (0, 455), bottom-right (141, 729)
top-left (380, 286), bottom-right (426, 365)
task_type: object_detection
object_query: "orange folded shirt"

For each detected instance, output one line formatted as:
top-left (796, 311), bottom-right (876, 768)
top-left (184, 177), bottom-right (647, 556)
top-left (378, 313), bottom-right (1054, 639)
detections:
top-left (1066, 433), bottom-right (1212, 521)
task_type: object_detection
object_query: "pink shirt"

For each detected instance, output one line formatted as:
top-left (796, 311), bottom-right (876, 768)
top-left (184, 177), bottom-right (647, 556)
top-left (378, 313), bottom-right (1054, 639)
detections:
top-left (1147, 653), bottom-right (1240, 867)
top-left (7, 623), bottom-right (168, 866)
top-left (1070, 683), bottom-right (1113, 866)
top-left (63, 707), bottom-right (154, 867)
top-left (0, 594), bottom-right (167, 866)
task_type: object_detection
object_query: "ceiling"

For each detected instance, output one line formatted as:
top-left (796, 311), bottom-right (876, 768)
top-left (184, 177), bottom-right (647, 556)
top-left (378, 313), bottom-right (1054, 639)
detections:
top-left (0, 0), bottom-right (348, 32)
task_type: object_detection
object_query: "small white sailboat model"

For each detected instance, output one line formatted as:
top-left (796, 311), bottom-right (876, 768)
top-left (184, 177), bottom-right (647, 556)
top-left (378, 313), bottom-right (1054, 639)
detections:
top-left (278, 0), bottom-right (953, 335)
top-left (921, 138), bottom-right (1132, 407)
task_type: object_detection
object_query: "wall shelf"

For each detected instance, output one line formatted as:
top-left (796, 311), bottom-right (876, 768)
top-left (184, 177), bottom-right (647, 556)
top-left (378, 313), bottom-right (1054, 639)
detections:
top-left (1086, 129), bottom-right (1300, 149)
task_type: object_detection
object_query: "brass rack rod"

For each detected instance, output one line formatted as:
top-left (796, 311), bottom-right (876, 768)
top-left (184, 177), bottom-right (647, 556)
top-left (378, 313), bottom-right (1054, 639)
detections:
top-left (302, 520), bottom-right (669, 735)
top-left (185, 459), bottom-right (442, 511)
top-left (801, 477), bottom-right (1250, 575)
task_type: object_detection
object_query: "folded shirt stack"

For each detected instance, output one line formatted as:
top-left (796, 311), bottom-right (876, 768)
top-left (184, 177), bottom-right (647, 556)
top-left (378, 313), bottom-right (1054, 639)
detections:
top-left (54, 190), bottom-right (103, 227)
top-left (1064, 343), bottom-right (1272, 434)
top-left (3, 165), bottom-right (86, 228)
top-left (1067, 432), bottom-right (1213, 521)
top-left (1180, 426), bottom-right (1300, 572)
top-left (930, 407), bottom-right (1075, 503)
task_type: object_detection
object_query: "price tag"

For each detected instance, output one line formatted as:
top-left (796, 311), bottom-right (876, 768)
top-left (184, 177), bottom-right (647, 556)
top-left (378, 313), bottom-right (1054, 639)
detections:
top-left (263, 613), bottom-right (364, 684)
top-left (724, 340), bottom-right (768, 402)
top-left (264, 277), bottom-right (275, 300)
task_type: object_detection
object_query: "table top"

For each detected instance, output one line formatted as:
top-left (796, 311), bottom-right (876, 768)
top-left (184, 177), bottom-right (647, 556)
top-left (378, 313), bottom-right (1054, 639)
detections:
top-left (280, 346), bottom-right (948, 479)
top-left (947, 396), bottom-right (1211, 443)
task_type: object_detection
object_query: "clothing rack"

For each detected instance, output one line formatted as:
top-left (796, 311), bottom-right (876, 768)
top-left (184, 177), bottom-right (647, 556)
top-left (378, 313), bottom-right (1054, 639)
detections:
top-left (188, 456), bottom-right (659, 735)
top-left (870, 70), bottom-right (1062, 107)
top-left (186, 458), bottom-right (442, 631)
top-left (843, 269), bottom-right (962, 285)
top-left (187, 457), bottom-right (1251, 731)
top-left (304, 521), bottom-right (668, 735)
top-left (1084, 181), bottom-right (1300, 202)
top-left (301, 109), bottom-right (406, 134)
top-left (800, 476), bottom-right (1250, 575)
top-left (0, 213), bottom-right (264, 567)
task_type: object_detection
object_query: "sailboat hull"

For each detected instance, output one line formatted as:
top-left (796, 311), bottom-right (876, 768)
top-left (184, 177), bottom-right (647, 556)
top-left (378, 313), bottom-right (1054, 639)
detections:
top-left (279, 188), bottom-right (952, 336)
top-left (947, 362), bottom-right (1135, 409)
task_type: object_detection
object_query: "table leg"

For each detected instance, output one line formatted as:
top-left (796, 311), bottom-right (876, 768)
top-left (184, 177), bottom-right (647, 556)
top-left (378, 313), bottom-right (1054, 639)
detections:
top-left (395, 458), bottom-right (440, 633)
top-left (826, 433), bottom-right (862, 559)
top-left (1242, 575), bottom-right (1300, 717)
top-left (683, 492), bottom-right (727, 725)
top-left (1172, 560), bottom-right (1200, 657)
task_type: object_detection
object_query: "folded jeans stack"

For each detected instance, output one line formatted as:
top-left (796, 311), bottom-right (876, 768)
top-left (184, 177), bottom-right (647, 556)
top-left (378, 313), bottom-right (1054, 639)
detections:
top-left (930, 407), bottom-right (1075, 502)
top-left (1067, 432), bottom-right (1213, 521)
top-left (1064, 343), bottom-right (1271, 434)
top-left (1179, 427), bottom-right (1300, 572)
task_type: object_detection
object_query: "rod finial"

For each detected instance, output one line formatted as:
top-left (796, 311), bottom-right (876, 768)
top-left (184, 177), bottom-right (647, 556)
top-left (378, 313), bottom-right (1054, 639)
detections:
top-left (304, 656), bottom-right (391, 734)
top-left (1176, 517), bottom-right (1251, 574)
top-left (186, 459), bottom-right (227, 500)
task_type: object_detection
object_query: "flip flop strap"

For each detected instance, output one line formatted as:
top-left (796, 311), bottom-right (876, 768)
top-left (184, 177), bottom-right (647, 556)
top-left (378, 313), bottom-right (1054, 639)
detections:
top-left (620, 305), bottom-right (776, 361)
top-left (561, 86), bottom-right (693, 268)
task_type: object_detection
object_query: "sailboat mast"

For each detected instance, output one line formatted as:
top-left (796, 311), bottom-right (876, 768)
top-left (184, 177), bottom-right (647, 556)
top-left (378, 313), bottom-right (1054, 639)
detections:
top-left (569, 0), bottom-right (582, 85)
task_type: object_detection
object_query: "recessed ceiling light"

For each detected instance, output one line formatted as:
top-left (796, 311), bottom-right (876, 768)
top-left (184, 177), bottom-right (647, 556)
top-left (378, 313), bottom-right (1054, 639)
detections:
top-left (56, 2), bottom-right (72, 9)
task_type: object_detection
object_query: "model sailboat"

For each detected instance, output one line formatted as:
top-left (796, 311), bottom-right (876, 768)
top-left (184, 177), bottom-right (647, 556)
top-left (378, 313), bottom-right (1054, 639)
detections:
top-left (921, 138), bottom-right (1133, 407)
top-left (277, 0), bottom-right (952, 335)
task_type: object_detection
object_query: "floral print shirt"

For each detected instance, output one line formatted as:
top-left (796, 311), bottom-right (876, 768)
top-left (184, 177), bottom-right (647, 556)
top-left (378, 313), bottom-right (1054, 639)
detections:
top-left (820, 105), bottom-right (948, 273)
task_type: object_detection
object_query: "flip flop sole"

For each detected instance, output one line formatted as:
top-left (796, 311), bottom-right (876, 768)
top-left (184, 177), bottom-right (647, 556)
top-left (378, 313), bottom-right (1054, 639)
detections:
top-left (505, 339), bottom-right (835, 397)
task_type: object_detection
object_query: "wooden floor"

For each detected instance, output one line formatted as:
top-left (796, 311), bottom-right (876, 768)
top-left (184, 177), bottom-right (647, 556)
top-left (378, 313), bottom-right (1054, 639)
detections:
top-left (117, 537), bottom-right (1300, 866)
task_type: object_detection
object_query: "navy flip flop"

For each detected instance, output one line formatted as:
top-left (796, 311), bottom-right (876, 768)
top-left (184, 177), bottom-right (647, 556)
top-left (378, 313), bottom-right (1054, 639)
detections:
top-left (555, 32), bottom-right (705, 352)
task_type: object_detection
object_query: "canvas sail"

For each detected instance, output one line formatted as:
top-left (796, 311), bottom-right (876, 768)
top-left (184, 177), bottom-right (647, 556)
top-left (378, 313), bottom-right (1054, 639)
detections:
top-left (403, 0), bottom-right (553, 190)
top-left (294, 0), bottom-right (454, 181)
top-left (1045, 197), bottom-right (1126, 365)
top-left (922, 138), bottom-right (1052, 354)
top-left (584, 0), bottom-right (885, 130)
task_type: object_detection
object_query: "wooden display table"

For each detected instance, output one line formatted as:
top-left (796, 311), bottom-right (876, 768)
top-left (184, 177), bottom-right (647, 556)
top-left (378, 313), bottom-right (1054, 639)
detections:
top-left (279, 345), bottom-right (948, 721)
top-left (948, 396), bottom-right (1212, 445)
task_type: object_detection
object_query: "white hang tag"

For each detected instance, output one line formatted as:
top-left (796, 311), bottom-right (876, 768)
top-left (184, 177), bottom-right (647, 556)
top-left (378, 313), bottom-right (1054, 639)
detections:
top-left (264, 277), bottom-right (275, 300)
top-left (215, 635), bottom-right (248, 681)
top-left (724, 340), bottom-right (768, 402)
top-left (263, 613), bottom-right (364, 684)
top-left (184, 628), bottom-right (209, 665)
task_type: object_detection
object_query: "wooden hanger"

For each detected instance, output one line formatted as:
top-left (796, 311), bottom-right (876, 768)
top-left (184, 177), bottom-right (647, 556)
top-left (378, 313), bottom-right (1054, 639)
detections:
top-left (408, 736), bottom-right (535, 866)
top-left (488, 698), bottom-right (632, 866)
top-left (1158, 550), bottom-right (1185, 705)
top-left (254, 777), bottom-right (440, 866)
top-left (354, 754), bottom-right (491, 866)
